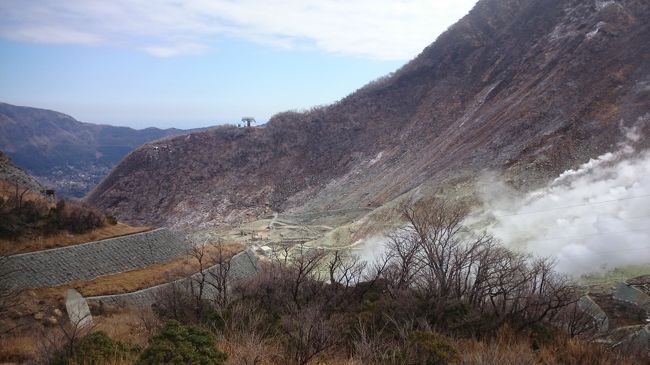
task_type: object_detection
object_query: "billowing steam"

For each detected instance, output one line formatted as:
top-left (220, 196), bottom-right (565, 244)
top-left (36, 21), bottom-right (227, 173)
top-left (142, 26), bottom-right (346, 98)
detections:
top-left (356, 127), bottom-right (650, 277)
top-left (476, 141), bottom-right (650, 275)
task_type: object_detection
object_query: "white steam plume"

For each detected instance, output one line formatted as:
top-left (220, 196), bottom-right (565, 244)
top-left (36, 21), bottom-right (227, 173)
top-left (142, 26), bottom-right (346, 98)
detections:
top-left (356, 125), bottom-right (650, 276)
top-left (476, 141), bottom-right (650, 275)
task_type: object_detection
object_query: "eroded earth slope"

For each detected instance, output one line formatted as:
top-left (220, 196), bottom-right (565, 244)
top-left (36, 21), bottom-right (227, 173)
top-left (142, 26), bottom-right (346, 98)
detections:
top-left (88, 0), bottom-right (650, 228)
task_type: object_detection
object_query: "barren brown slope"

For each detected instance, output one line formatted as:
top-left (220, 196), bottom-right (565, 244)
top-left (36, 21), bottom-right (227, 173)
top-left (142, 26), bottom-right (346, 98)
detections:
top-left (0, 151), bottom-right (42, 192)
top-left (87, 0), bottom-right (650, 228)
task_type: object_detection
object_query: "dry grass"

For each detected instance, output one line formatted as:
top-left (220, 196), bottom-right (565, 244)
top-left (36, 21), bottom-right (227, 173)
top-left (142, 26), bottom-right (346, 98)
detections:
top-left (94, 308), bottom-right (162, 348)
top-left (537, 336), bottom-right (648, 365)
top-left (0, 180), bottom-right (44, 202)
top-left (0, 180), bottom-right (149, 254)
top-left (1, 223), bottom-right (151, 255)
top-left (30, 242), bottom-right (244, 300)
top-left (66, 356), bottom-right (137, 365)
top-left (1, 307), bottom-right (158, 365)
top-left (4, 313), bottom-right (646, 365)
top-left (0, 332), bottom-right (38, 363)
top-left (455, 337), bottom-right (538, 364)
top-left (5, 242), bottom-right (241, 364)
top-left (454, 326), bottom-right (647, 365)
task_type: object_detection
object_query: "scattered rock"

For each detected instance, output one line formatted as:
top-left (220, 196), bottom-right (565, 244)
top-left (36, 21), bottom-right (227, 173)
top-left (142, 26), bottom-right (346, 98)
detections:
top-left (89, 301), bottom-right (118, 315)
top-left (65, 289), bottom-right (93, 328)
top-left (88, 301), bottom-right (101, 315)
top-left (34, 312), bottom-right (45, 320)
top-left (44, 316), bottom-right (58, 327)
top-left (100, 302), bottom-right (119, 315)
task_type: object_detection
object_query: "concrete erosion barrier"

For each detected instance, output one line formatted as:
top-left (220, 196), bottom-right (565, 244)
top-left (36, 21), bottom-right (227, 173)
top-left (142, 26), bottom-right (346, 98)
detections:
top-left (4, 228), bottom-right (189, 288)
top-left (636, 324), bottom-right (650, 346)
top-left (613, 282), bottom-right (650, 312)
top-left (86, 249), bottom-right (260, 307)
top-left (578, 295), bottom-right (609, 332)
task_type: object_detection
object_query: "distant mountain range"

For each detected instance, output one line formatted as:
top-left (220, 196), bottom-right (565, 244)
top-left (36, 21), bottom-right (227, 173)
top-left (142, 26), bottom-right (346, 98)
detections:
top-left (0, 102), bottom-right (201, 197)
top-left (87, 0), bottom-right (650, 228)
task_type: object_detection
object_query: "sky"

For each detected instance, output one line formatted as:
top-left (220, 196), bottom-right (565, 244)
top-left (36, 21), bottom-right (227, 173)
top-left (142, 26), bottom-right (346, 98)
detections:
top-left (0, 0), bottom-right (478, 129)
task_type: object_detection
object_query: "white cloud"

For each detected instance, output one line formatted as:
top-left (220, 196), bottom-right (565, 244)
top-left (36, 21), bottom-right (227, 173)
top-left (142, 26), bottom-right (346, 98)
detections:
top-left (0, 0), bottom-right (478, 59)
top-left (143, 43), bottom-right (209, 58)
top-left (2, 26), bottom-right (102, 45)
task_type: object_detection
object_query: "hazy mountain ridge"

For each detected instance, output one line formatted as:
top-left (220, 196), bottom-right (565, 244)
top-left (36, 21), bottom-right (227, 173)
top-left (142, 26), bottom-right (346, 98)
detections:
top-left (0, 102), bottom-right (197, 197)
top-left (88, 0), bottom-right (650, 227)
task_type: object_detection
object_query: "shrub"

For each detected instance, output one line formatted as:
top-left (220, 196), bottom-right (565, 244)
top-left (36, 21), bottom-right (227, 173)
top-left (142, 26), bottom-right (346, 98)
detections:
top-left (423, 300), bottom-right (471, 330)
top-left (105, 214), bottom-right (118, 225)
top-left (410, 331), bottom-right (457, 365)
top-left (52, 331), bottom-right (140, 365)
top-left (54, 200), bottom-right (105, 233)
top-left (0, 196), bottom-right (106, 238)
top-left (137, 321), bottom-right (227, 365)
top-left (203, 308), bottom-right (225, 334)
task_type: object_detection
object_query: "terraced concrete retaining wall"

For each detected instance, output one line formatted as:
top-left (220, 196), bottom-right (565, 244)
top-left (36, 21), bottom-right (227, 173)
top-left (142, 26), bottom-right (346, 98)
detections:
top-left (637, 324), bottom-right (650, 345)
top-left (613, 282), bottom-right (650, 311)
top-left (87, 249), bottom-right (259, 307)
top-left (578, 295), bottom-right (609, 332)
top-left (5, 228), bottom-right (188, 288)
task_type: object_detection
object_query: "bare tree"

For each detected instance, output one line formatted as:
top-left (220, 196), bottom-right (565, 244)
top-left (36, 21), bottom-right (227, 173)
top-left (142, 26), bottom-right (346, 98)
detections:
top-left (353, 314), bottom-right (446, 365)
top-left (356, 249), bottom-right (392, 302)
top-left (384, 227), bottom-right (422, 295)
top-left (285, 243), bottom-right (326, 307)
top-left (325, 250), bottom-right (368, 307)
top-left (353, 319), bottom-right (393, 364)
top-left (556, 301), bottom-right (599, 339)
top-left (13, 182), bottom-right (30, 210)
top-left (37, 309), bottom-right (96, 362)
top-left (512, 259), bottom-right (578, 329)
top-left (206, 238), bottom-right (232, 308)
top-left (270, 240), bottom-right (292, 266)
top-left (387, 198), bottom-right (577, 328)
top-left (136, 306), bottom-right (163, 339)
top-left (327, 250), bottom-right (367, 289)
top-left (188, 241), bottom-right (210, 319)
top-left (221, 301), bottom-right (277, 365)
top-left (282, 303), bottom-right (336, 365)
top-left (0, 249), bottom-right (23, 335)
top-left (154, 280), bottom-right (193, 321)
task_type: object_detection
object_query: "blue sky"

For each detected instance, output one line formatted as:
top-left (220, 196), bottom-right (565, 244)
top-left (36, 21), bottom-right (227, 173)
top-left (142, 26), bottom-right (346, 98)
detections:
top-left (0, 1), bottom-right (478, 129)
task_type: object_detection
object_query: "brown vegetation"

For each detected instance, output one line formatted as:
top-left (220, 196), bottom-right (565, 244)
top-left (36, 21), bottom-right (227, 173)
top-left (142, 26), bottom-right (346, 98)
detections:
top-left (0, 181), bottom-right (109, 246)
top-left (2, 200), bottom-right (648, 364)
top-left (0, 242), bottom-right (243, 363)
top-left (29, 242), bottom-right (244, 300)
top-left (0, 180), bottom-right (43, 203)
top-left (1, 223), bottom-right (150, 254)
top-left (147, 199), bottom-right (647, 364)
top-left (88, 0), bottom-right (650, 229)
top-left (0, 332), bottom-right (38, 363)
top-left (0, 179), bottom-right (150, 254)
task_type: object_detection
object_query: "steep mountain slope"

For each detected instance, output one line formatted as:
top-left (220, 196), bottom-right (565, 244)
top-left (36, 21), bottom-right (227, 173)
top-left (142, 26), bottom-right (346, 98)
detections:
top-left (0, 150), bottom-right (42, 192)
top-left (0, 103), bottom-right (197, 197)
top-left (88, 0), bottom-right (650, 228)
